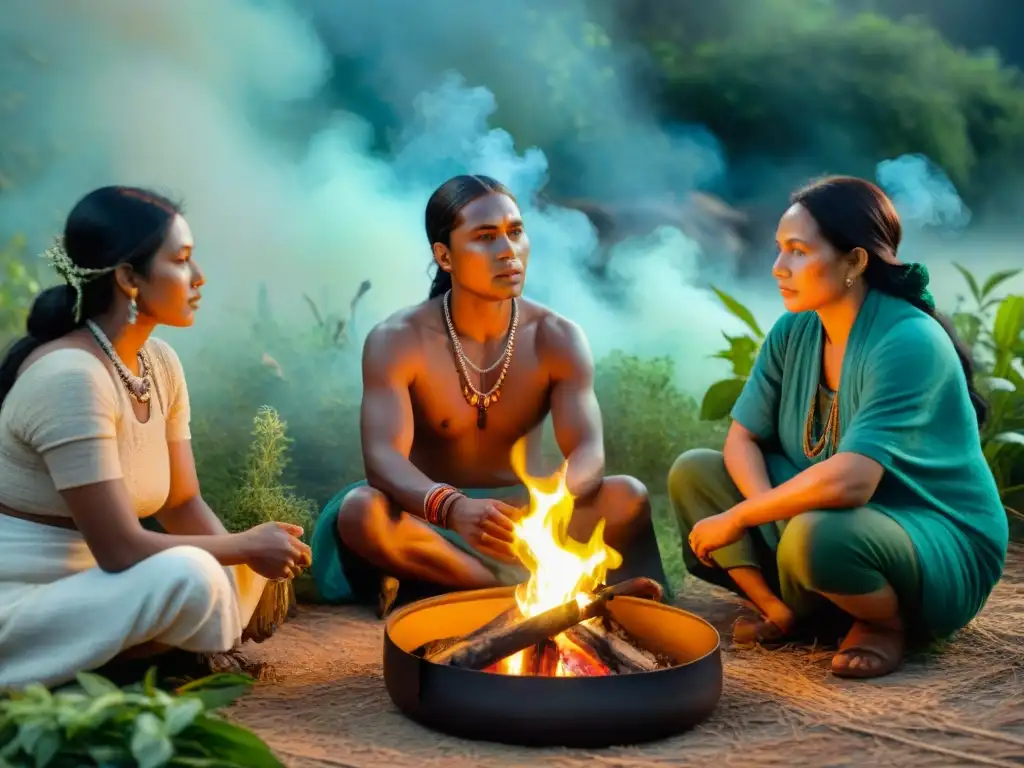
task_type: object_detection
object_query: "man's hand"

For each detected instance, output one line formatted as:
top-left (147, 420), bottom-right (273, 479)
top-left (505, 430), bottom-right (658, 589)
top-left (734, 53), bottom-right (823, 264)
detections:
top-left (688, 510), bottom-right (746, 567)
top-left (447, 496), bottom-right (524, 563)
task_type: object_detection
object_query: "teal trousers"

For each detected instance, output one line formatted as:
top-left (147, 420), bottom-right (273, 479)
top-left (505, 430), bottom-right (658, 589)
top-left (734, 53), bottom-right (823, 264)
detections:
top-left (668, 449), bottom-right (922, 628)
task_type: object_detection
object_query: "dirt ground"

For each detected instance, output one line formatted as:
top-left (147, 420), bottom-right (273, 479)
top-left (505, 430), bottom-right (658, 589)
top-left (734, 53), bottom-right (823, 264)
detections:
top-left (231, 545), bottom-right (1024, 768)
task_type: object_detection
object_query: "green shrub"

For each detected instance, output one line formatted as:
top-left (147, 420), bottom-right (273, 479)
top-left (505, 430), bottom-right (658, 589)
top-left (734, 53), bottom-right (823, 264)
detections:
top-left (594, 350), bottom-right (726, 491)
top-left (210, 406), bottom-right (319, 540)
top-left (0, 234), bottom-right (43, 348)
top-left (0, 670), bottom-right (281, 767)
top-left (950, 264), bottom-right (1024, 520)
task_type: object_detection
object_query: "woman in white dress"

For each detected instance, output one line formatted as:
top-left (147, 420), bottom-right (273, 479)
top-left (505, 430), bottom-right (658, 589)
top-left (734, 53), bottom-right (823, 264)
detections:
top-left (0, 186), bottom-right (311, 689)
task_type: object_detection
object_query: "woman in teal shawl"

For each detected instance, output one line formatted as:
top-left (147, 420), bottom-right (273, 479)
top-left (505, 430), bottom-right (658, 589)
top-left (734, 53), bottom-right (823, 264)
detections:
top-left (669, 176), bottom-right (1009, 680)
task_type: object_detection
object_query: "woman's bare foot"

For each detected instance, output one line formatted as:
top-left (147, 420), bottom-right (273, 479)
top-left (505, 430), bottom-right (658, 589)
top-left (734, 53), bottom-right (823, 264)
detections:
top-left (733, 600), bottom-right (797, 646)
top-left (202, 649), bottom-right (276, 681)
top-left (832, 620), bottom-right (905, 679)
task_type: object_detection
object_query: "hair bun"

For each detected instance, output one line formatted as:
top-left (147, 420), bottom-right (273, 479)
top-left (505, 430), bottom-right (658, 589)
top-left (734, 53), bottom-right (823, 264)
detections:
top-left (889, 262), bottom-right (936, 312)
top-left (899, 263), bottom-right (931, 292)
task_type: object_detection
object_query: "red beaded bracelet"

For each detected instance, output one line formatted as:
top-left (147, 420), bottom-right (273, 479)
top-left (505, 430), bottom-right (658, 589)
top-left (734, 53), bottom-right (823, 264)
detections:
top-left (424, 483), bottom-right (461, 527)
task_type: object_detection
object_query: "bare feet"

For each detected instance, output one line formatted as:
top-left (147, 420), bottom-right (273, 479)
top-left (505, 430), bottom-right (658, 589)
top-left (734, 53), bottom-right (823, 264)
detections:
top-left (733, 601), bottom-right (797, 646)
top-left (200, 649), bottom-right (277, 682)
top-left (832, 620), bottom-right (905, 679)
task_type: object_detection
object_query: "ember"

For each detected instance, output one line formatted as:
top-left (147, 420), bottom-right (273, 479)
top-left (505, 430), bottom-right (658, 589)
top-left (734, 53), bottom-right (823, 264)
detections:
top-left (414, 438), bottom-right (673, 677)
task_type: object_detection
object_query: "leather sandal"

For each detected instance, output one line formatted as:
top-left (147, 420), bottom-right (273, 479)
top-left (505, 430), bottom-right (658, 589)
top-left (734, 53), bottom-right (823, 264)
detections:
top-left (831, 621), bottom-right (905, 679)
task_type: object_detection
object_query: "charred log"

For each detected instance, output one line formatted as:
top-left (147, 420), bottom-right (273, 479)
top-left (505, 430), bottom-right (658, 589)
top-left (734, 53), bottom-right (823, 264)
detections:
top-left (413, 605), bottom-right (520, 658)
top-left (565, 618), bottom-right (670, 674)
top-left (426, 578), bottom-right (663, 671)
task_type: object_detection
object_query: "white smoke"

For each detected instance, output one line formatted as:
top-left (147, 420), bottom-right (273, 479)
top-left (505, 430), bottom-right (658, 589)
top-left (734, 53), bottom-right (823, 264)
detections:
top-left (876, 153), bottom-right (972, 229)
top-left (874, 153), bottom-right (1024, 307)
top-left (0, 0), bottom-right (754, 395)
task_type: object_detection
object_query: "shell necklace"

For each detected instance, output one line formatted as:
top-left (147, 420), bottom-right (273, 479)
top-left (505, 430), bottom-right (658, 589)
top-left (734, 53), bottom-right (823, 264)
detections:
top-left (86, 319), bottom-right (154, 404)
top-left (443, 290), bottom-right (518, 429)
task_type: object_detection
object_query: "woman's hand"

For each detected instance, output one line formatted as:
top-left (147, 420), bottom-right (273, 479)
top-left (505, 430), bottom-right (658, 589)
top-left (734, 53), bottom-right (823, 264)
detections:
top-left (241, 522), bottom-right (312, 581)
top-left (688, 510), bottom-right (747, 566)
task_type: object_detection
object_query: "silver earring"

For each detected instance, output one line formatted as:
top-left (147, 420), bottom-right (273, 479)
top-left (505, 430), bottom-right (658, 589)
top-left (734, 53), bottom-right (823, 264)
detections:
top-left (845, 277), bottom-right (854, 288)
top-left (127, 296), bottom-right (138, 325)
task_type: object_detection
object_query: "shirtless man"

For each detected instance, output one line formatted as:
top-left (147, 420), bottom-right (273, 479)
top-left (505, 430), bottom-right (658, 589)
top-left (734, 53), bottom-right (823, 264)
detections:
top-left (310, 174), bottom-right (667, 610)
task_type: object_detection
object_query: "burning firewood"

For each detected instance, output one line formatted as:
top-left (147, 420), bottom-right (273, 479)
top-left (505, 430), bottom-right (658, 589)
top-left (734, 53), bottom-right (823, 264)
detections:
top-left (424, 578), bottom-right (663, 672)
top-left (564, 616), bottom-right (671, 673)
top-left (412, 605), bottom-right (520, 658)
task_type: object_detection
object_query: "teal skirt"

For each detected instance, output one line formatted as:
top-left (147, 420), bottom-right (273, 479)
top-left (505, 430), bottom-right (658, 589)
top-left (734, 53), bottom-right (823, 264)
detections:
top-left (310, 480), bottom-right (530, 604)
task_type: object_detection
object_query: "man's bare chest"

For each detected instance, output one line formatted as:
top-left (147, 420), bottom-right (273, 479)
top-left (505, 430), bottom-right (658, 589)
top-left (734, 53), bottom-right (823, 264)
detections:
top-left (410, 344), bottom-right (549, 438)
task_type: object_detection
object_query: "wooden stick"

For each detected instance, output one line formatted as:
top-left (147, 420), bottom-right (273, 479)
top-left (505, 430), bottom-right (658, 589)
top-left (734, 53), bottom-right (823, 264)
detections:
top-left (564, 621), bottom-right (664, 673)
top-left (427, 578), bottom-right (662, 670)
top-left (413, 605), bottom-right (521, 658)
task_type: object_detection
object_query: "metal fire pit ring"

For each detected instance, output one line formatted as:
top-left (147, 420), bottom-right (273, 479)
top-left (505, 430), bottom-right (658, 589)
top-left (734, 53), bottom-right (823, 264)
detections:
top-left (383, 585), bottom-right (723, 748)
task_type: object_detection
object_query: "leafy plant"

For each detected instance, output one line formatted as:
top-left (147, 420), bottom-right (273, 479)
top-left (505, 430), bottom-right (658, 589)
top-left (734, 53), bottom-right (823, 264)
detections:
top-left (594, 350), bottom-right (726, 490)
top-left (215, 406), bottom-right (319, 540)
top-left (953, 264), bottom-right (1024, 517)
top-left (0, 669), bottom-right (282, 768)
top-left (950, 262), bottom-right (1022, 354)
top-left (0, 234), bottom-right (43, 346)
top-left (699, 286), bottom-right (765, 421)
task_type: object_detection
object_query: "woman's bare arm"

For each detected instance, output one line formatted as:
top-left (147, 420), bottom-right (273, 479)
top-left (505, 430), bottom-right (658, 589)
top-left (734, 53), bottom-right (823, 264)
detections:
top-left (732, 452), bottom-right (884, 528)
top-left (63, 480), bottom-right (253, 573)
top-left (154, 439), bottom-right (230, 536)
top-left (723, 421), bottom-right (774, 499)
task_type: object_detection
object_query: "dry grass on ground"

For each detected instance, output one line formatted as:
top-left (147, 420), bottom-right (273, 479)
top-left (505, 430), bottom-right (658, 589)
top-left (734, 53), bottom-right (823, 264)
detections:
top-left (229, 502), bottom-right (1024, 768)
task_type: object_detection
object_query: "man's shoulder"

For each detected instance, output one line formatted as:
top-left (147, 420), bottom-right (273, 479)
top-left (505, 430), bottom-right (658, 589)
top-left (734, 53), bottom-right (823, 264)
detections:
top-left (362, 300), bottom-right (445, 377)
top-left (525, 301), bottom-right (593, 375)
top-left (366, 298), bottom-right (443, 344)
top-left (527, 300), bottom-right (584, 345)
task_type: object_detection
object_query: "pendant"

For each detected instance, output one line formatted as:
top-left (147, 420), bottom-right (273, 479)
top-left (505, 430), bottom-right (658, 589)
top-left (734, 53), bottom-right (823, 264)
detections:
top-left (129, 377), bottom-right (151, 402)
top-left (477, 403), bottom-right (487, 429)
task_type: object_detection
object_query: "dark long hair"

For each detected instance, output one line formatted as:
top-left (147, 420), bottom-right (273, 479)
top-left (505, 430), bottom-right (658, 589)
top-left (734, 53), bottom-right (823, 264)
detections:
top-left (424, 174), bottom-right (515, 299)
top-left (792, 175), bottom-right (988, 428)
top-left (0, 186), bottom-right (181, 409)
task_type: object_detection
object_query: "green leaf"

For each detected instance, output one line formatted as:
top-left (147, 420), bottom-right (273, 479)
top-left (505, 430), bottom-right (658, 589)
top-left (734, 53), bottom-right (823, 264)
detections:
top-left (88, 745), bottom-right (132, 764)
top-left (700, 378), bottom-right (747, 421)
top-left (63, 691), bottom-right (126, 736)
top-left (15, 719), bottom-right (49, 753)
top-left (132, 712), bottom-right (174, 768)
top-left (980, 268), bottom-right (1022, 300)
top-left (953, 263), bottom-right (982, 304)
top-left (981, 376), bottom-right (1016, 393)
top-left (717, 334), bottom-right (760, 377)
top-left (185, 716), bottom-right (284, 768)
top-left (75, 672), bottom-right (121, 698)
top-left (710, 286), bottom-right (763, 339)
top-left (31, 729), bottom-right (60, 768)
top-left (164, 698), bottom-right (204, 737)
top-left (992, 295), bottom-right (1024, 353)
top-left (993, 431), bottom-right (1024, 446)
top-left (143, 667), bottom-right (160, 698)
top-left (173, 674), bottom-right (253, 712)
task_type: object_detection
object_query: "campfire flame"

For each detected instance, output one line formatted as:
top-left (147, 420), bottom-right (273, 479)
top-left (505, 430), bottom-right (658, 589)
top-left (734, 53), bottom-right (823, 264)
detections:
top-left (496, 439), bottom-right (623, 676)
